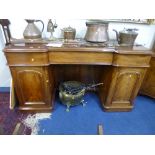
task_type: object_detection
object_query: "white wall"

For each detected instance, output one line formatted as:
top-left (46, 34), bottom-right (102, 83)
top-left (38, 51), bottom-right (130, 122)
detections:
top-left (1, 19), bottom-right (155, 87)
top-left (0, 28), bottom-right (11, 87)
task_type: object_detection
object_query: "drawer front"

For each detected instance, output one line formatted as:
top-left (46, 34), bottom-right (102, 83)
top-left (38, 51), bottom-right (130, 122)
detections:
top-left (49, 51), bottom-right (113, 65)
top-left (113, 54), bottom-right (151, 67)
top-left (5, 52), bottom-right (49, 66)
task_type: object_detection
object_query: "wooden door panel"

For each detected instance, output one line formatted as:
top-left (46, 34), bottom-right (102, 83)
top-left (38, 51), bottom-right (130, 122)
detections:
top-left (17, 70), bottom-right (45, 104)
top-left (113, 71), bottom-right (140, 104)
top-left (11, 66), bottom-right (52, 108)
top-left (104, 67), bottom-right (146, 111)
top-left (145, 70), bottom-right (155, 88)
top-left (140, 57), bottom-right (155, 98)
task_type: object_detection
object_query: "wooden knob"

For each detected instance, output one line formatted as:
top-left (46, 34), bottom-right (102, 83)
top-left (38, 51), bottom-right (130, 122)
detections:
top-left (31, 58), bottom-right (34, 62)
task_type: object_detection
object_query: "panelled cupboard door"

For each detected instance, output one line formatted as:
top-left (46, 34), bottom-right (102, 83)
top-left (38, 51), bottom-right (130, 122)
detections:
top-left (104, 67), bottom-right (146, 111)
top-left (140, 57), bottom-right (155, 98)
top-left (10, 66), bottom-right (52, 110)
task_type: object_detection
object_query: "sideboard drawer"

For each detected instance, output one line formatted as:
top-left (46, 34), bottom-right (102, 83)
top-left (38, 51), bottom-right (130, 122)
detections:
top-left (113, 54), bottom-right (151, 67)
top-left (49, 51), bottom-right (113, 65)
top-left (5, 52), bottom-right (49, 66)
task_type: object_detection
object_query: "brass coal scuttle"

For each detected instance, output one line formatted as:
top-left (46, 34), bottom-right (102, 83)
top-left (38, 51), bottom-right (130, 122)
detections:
top-left (59, 81), bottom-right (86, 112)
top-left (59, 81), bottom-right (103, 111)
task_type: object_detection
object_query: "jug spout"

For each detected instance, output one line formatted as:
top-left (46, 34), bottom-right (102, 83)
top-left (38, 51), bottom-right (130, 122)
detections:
top-left (113, 29), bottom-right (120, 43)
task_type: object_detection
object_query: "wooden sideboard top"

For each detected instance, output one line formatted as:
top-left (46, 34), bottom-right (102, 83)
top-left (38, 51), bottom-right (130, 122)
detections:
top-left (115, 46), bottom-right (152, 55)
top-left (3, 43), bottom-right (152, 55)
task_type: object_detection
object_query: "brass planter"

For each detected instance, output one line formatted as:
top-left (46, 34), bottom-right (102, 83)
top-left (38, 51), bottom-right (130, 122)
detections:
top-left (59, 81), bottom-right (85, 111)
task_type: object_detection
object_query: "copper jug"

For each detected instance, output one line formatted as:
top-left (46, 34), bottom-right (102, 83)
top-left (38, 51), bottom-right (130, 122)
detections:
top-left (23, 19), bottom-right (44, 39)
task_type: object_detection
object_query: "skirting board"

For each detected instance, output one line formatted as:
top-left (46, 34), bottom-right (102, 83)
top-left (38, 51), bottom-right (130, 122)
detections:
top-left (0, 87), bottom-right (10, 93)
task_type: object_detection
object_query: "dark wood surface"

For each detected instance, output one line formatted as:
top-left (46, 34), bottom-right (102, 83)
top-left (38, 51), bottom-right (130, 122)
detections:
top-left (140, 49), bottom-right (155, 98)
top-left (10, 66), bottom-right (54, 111)
top-left (103, 67), bottom-right (147, 111)
top-left (4, 44), bottom-right (152, 112)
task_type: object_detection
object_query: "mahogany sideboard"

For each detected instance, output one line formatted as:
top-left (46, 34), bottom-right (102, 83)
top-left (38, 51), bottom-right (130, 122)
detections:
top-left (3, 44), bottom-right (152, 112)
top-left (140, 52), bottom-right (155, 98)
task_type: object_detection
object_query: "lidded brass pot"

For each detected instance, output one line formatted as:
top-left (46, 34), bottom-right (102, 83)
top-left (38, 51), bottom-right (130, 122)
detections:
top-left (61, 26), bottom-right (76, 40)
top-left (23, 19), bottom-right (44, 39)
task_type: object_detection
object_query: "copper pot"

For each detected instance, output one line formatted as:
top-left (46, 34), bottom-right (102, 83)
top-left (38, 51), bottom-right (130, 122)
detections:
top-left (85, 21), bottom-right (109, 42)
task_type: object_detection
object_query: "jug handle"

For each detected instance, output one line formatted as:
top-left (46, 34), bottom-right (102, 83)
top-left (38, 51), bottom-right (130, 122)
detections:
top-left (35, 20), bottom-right (44, 32)
top-left (113, 29), bottom-right (120, 43)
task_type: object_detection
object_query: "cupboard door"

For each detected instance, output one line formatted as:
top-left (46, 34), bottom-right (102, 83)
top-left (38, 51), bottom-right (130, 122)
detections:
top-left (11, 66), bottom-right (53, 110)
top-left (112, 71), bottom-right (140, 104)
top-left (104, 67), bottom-right (146, 111)
top-left (140, 57), bottom-right (155, 98)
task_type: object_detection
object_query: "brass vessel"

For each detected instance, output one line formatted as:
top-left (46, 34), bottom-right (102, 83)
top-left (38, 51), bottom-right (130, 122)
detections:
top-left (59, 81), bottom-right (85, 111)
top-left (59, 81), bottom-right (103, 111)
top-left (61, 26), bottom-right (76, 40)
